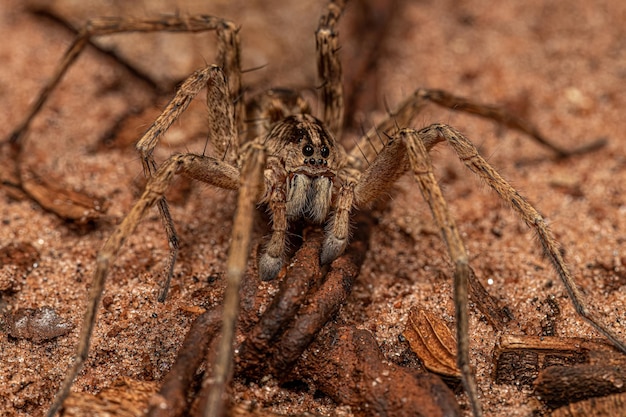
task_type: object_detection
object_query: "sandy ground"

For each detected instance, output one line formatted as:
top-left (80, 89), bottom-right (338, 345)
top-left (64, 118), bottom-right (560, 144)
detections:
top-left (1, 0), bottom-right (625, 416)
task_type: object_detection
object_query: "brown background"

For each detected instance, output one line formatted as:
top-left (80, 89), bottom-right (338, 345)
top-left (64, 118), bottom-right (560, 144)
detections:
top-left (1, 0), bottom-right (625, 416)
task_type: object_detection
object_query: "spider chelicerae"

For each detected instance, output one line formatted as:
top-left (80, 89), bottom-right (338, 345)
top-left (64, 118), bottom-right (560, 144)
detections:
top-left (8, 1), bottom-right (626, 416)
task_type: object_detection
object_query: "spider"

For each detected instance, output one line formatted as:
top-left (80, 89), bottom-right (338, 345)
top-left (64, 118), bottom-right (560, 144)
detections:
top-left (8, 1), bottom-right (625, 416)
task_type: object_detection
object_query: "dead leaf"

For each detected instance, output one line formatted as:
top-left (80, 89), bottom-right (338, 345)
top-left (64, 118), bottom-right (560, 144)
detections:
top-left (21, 170), bottom-right (107, 224)
top-left (62, 377), bottom-right (158, 417)
top-left (402, 306), bottom-right (460, 378)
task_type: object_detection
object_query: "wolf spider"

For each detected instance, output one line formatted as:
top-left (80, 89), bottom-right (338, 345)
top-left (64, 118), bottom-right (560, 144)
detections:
top-left (9, 1), bottom-right (626, 416)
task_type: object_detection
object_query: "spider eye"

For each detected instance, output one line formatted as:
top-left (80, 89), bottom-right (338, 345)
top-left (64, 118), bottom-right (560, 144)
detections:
top-left (320, 145), bottom-right (330, 158)
top-left (302, 144), bottom-right (314, 157)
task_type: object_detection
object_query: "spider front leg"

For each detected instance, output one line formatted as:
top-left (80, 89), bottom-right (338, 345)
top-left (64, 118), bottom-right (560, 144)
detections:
top-left (258, 171), bottom-right (289, 281)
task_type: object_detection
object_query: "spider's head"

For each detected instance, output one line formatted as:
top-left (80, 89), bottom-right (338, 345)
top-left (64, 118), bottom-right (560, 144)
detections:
top-left (265, 114), bottom-right (341, 223)
top-left (266, 113), bottom-right (340, 176)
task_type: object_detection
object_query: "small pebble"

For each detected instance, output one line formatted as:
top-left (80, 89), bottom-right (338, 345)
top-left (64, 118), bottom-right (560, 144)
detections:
top-left (7, 306), bottom-right (73, 343)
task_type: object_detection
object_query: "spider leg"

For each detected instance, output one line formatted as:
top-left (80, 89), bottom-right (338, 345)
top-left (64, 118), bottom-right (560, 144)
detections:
top-left (320, 182), bottom-right (354, 265)
top-left (317, 0), bottom-right (346, 139)
top-left (415, 123), bottom-right (626, 355)
top-left (340, 128), bottom-right (482, 416)
top-left (46, 152), bottom-right (240, 417)
top-left (204, 144), bottom-right (266, 417)
top-left (349, 88), bottom-right (606, 172)
top-left (8, 14), bottom-right (241, 146)
top-left (258, 175), bottom-right (288, 281)
top-left (136, 65), bottom-right (237, 174)
top-left (401, 128), bottom-right (481, 417)
top-left (135, 65), bottom-right (237, 301)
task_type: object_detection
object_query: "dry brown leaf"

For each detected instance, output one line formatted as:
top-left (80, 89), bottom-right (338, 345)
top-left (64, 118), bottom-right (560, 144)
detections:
top-left (21, 170), bottom-right (107, 224)
top-left (61, 377), bottom-right (158, 417)
top-left (402, 306), bottom-right (460, 378)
